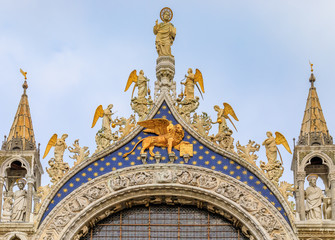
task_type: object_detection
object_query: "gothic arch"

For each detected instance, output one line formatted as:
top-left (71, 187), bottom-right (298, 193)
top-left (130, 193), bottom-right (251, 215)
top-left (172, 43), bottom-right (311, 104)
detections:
top-left (3, 232), bottom-right (28, 240)
top-left (300, 151), bottom-right (333, 172)
top-left (34, 165), bottom-right (297, 240)
top-left (0, 156), bottom-right (30, 176)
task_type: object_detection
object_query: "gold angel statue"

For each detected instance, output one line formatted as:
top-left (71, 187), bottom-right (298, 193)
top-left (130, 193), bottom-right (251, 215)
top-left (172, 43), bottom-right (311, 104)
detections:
top-left (181, 68), bottom-right (205, 100)
top-left (153, 7), bottom-right (176, 57)
top-left (123, 118), bottom-right (186, 158)
top-left (92, 104), bottom-right (118, 152)
top-left (43, 134), bottom-right (70, 183)
top-left (43, 134), bottom-right (68, 162)
top-left (212, 103), bottom-right (239, 132)
top-left (260, 131), bottom-right (291, 185)
top-left (262, 131), bottom-right (291, 163)
top-left (124, 70), bottom-right (149, 99)
top-left (91, 104), bottom-right (115, 133)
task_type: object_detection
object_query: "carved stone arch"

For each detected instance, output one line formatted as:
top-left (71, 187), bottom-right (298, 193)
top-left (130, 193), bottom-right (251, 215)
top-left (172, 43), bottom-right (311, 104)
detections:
top-left (300, 151), bottom-right (333, 190)
top-left (33, 93), bottom-right (295, 229)
top-left (34, 165), bottom-right (298, 240)
top-left (3, 232), bottom-right (28, 240)
top-left (299, 151), bottom-right (333, 172)
top-left (0, 156), bottom-right (30, 176)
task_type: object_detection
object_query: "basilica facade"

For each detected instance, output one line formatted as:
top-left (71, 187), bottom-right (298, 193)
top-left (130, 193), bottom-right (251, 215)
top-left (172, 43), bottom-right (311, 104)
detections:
top-left (0, 8), bottom-right (334, 240)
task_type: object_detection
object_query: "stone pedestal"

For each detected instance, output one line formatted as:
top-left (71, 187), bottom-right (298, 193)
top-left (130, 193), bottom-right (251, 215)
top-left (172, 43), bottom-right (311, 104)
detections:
top-left (140, 154), bottom-right (147, 164)
top-left (155, 56), bottom-right (176, 100)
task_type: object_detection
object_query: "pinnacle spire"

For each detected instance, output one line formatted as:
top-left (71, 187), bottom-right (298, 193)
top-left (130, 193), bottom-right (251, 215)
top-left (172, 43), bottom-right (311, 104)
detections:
top-left (298, 65), bottom-right (332, 145)
top-left (2, 71), bottom-right (36, 150)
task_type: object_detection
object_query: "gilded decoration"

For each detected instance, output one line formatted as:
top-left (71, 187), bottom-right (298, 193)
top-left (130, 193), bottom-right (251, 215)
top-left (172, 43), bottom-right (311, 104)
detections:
top-left (125, 70), bottom-right (154, 121)
top-left (123, 118), bottom-right (191, 163)
top-left (176, 68), bottom-right (204, 122)
top-left (32, 8), bottom-right (299, 240)
top-left (153, 7), bottom-right (176, 57)
top-left (210, 103), bottom-right (239, 153)
top-left (43, 134), bottom-right (70, 184)
top-left (91, 104), bottom-right (119, 152)
top-left (260, 131), bottom-right (291, 186)
top-left (39, 101), bottom-right (292, 229)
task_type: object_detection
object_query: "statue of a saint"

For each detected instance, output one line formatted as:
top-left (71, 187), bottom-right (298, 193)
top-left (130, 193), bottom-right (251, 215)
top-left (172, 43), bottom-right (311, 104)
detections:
top-left (305, 174), bottom-right (323, 220)
top-left (153, 8), bottom-right (176, 57)
top-left (11, 179), bottom-right (27, 221)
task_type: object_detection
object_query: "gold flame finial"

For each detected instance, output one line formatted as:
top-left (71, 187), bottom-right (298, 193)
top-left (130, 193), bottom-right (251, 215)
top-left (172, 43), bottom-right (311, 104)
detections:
top-left (309, 61), bottom-right (313, 73)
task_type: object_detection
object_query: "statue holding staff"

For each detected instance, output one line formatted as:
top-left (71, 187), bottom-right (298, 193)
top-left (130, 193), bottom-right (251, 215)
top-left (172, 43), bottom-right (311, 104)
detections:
top-left (153, 7), bottom-right (176, 57)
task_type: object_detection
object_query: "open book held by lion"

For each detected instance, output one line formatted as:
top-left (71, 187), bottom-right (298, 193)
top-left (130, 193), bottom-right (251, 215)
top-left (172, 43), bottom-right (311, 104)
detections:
top-left (123, 118), bottom-right (187, 158)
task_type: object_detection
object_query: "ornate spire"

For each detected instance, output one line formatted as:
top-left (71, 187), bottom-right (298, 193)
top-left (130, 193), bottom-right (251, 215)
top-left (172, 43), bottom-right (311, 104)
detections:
top-left (2, 70), bottom-right (36, 150)
top-left (298, 64), bottom-right (332, 145)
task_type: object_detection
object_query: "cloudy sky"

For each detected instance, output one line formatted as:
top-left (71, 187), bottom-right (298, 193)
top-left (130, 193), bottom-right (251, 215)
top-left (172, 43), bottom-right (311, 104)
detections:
top-left (1, 0), bottom-right (335, 188)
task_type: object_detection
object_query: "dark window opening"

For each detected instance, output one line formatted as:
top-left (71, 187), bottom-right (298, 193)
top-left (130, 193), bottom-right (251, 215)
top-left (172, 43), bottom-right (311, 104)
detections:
top-left (80, 205), bottom-right (249, 240)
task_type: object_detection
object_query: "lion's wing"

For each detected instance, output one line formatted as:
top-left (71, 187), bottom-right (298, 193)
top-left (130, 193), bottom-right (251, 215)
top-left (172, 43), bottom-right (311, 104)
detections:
top-left (138, 118), bottom-right (170, 135)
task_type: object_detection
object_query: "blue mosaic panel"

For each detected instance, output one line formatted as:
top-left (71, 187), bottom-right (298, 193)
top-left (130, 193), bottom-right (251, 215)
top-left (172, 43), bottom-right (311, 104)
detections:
top-left (40, 101), bottom-right (290, 226)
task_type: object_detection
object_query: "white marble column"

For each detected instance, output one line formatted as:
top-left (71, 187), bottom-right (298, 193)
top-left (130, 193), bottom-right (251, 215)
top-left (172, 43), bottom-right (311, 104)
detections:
top-left (26, 176), bottom-right (34, 222)
top-left (330, 174), bottom-right (335, 221)
top-left (0, 177), bottom-right (4, 221)
top-left (297, 173), bottom-right (306, 221)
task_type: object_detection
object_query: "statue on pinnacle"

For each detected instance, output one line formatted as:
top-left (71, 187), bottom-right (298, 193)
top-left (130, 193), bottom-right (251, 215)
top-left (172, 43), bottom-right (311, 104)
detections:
top-left (153, 7), bottom-right (176, 57)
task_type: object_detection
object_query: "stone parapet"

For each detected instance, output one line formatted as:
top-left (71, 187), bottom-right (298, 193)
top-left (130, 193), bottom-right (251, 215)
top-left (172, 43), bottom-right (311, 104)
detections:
top-left (295, 221), bottom-right (335, 240)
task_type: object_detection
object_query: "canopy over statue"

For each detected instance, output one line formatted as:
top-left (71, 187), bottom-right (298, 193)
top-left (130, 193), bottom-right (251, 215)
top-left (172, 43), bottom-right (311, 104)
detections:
top-left (153, 7), bottom-right (176, 57)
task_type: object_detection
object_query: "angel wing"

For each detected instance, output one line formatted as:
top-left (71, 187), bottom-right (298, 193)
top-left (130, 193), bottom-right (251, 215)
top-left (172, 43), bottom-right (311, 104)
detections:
top-left (275, 132), bottom-right (292, 154)
top-left (20, 68), bottom-right (27, 79)
top-left (91, 105), bottom-right (104, 128)
top-left (223, 103), bottom-right (239, 121)
top-left (194, 69), bottom-right (205, 93)
top-left (124, 70), bottom-right (138, 92)
top-left (138, 118), bottom-right (171, 135)
top-left (43, 134), bottom-right (58, 159)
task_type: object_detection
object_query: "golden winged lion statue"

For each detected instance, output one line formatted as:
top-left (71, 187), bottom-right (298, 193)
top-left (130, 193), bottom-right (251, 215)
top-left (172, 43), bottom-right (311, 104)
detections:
top-left (123, 119), bottom-right (186, 158)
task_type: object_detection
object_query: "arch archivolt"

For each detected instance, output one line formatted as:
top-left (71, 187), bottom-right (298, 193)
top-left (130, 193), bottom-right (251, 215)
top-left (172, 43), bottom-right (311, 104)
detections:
top-left (35, 165), bottom-right (297, 240)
